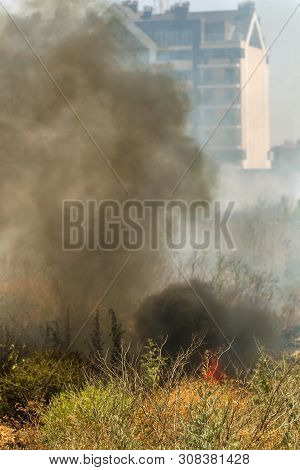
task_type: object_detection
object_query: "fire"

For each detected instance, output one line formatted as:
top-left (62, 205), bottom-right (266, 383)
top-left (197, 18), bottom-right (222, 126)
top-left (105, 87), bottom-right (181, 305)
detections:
top-left (204, 354), bottom-right (226, 382)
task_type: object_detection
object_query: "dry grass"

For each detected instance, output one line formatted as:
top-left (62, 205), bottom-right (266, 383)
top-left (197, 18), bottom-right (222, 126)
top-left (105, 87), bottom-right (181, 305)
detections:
top-left (0, 341), bottom-right (299, 450)
top-left (36, 346), bottom-right (300, 450)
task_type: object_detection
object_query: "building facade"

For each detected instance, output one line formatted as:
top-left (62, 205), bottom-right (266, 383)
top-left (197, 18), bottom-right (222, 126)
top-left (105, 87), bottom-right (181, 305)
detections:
top-left (103, 3), bottom-right (157, 65)
top-left (120, 1), bottom-right (270, 169)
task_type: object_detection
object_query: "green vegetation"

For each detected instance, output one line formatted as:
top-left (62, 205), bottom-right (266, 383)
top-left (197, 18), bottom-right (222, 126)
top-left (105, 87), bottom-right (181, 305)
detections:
top-left (40, 349), bottom-right (299, 450)
top-left (0, 339), bottom-right (298, 450)
top-left (42, 384), bottom-right (135, 450)
top-left (0, 350), bottom-right (83, 421)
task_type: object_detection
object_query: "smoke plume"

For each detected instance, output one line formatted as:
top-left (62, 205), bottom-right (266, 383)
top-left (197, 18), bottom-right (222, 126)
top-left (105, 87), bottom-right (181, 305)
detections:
top-left (135, 280), bottom-right (280, 371)
top-left (0, 1), bottom-right (215, 340)
top-left (0, 2), bottom-right (280, 363)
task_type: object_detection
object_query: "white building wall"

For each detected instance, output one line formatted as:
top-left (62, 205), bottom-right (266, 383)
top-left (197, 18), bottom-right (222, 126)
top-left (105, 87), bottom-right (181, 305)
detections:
top-left (242, 45), bottom-right (270, 169)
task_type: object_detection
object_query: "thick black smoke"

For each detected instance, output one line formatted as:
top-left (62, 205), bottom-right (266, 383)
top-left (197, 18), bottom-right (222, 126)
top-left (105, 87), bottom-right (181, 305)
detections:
top-left (135, 280), bottom-right (280, 371)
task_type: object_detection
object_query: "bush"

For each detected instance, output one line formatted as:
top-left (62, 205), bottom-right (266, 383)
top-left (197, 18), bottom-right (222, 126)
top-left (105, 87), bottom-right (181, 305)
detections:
top-left (0, 338), bottom-right (21, 376)
top-left (40, 351), bottom-right (300, 450)
top-left (0, 350), bottom-right (83, 421)
top-left (4, 345), bottom-right (299, 450)
top-left (41, 383), bottom-right (135, 449)
top-left (248, 352), bottom-right (300, 449)
top-left (182, 354), bottom-right (300, 450)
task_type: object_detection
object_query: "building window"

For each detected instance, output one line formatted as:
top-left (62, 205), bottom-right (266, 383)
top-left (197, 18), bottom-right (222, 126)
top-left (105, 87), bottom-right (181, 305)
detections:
top-left (197, 107), bottom-right (241, 127)
top-left (224, 88), bottom-right (239, 103)
top-left (151, 28), bottom-right (193, 47)
top-left (158, 49), bottom-right (193, 61)
top-left (198, 48), bottom-right (245, 63)
top-left (203, 68), bottom-right (214, 83)
top-left (224, 68), bottom-right (235, 83)
top-left (198, 88), bottom-right (215, 104)
top-left (198, 67), bottom-right (240, 86)
top-left (171, 70), bottom-right (193, 81)
top-left (197, 88), bottom-right (240, 106)
top-left (205, 128), bottom-right (241, 147)
top-left (223, 108), bottom-right (241, 126)
top-left (204, 21), bottom-right (225, 42)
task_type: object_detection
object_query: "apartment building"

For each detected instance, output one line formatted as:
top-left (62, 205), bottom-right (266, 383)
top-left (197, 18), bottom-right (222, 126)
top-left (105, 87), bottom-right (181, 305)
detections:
top-left (119, 1), bottom-right (270, 169)
top-left (103, 3), bottom-right (157, 65)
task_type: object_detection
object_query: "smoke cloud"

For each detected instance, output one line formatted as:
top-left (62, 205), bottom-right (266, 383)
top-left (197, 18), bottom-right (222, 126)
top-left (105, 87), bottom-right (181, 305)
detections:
top-left (0, 1), bottom-right (215, 340)
top-left (135, 280), bottom-right (280, 371)
top-left (0, 2), bottom-right (281, 363)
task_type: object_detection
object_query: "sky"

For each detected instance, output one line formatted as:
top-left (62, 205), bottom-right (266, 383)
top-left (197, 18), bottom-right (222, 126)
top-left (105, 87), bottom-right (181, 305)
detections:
top-left (1, 0), bottom-right (299, 146)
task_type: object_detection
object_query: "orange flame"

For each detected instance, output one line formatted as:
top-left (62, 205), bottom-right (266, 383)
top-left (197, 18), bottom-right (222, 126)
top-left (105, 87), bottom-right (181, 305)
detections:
top-left (204, 355), bottom-right (226, 382)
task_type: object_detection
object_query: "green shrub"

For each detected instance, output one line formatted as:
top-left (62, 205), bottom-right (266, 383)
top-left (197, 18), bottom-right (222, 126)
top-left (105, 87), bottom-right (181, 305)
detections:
top-left (0, 338), bottom-right (21, 376)
top-left (182, 382), bottom-right (231, 449)
top-left (182, 354), bottom-right (300, 450)
top-left (0, 350), bottom-right (83, 420)
top-left (140, 339), bottom-right (167, 389)
top-left (248, 352), bottom-right (300, 449)
top-left (41, 383), bottom-right (135, 449)
top-left (3, 346), bottom-right (299, 450)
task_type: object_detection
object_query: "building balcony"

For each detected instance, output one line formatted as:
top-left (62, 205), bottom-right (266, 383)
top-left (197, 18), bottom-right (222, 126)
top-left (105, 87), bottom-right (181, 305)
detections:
top-left (203, 33), bottom-right (226, 43)
top-left (198, 124), bottom-right (242, 130)
top-left (196, 88), bottom-right (241, 106)
top-left (197, 83), bottom-right (240, 89)
top-left (198, 63), bottom-right (240, 69)
top-left (197, 103), bottom-right (241, 109)
top-left (197, 126), bottom-right (242, 148)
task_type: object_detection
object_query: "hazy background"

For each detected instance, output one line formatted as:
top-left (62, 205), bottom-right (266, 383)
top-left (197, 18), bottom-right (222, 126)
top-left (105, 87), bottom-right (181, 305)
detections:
top-left (1, 0), bottom-right (299, 146)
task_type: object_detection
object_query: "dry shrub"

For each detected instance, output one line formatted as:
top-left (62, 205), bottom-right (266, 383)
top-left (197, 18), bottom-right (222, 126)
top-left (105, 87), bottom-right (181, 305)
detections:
top-left (39, 344), bottom-right (299, 450)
